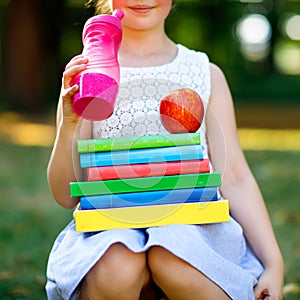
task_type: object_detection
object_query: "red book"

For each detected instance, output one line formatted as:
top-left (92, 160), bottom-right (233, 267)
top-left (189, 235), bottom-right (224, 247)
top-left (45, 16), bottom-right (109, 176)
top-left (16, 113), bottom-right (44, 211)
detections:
top-left (86, 159), bottom-right (210, 181)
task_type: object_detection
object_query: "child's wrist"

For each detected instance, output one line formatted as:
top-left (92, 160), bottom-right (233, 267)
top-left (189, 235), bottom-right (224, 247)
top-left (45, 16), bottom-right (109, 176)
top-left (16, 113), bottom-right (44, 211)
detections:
top-left (57, 118), bottom-right (81, 143)
top-left (263, 254), bottom-right (284, 272)
top-left (58, 114), bottom-right (79, 131)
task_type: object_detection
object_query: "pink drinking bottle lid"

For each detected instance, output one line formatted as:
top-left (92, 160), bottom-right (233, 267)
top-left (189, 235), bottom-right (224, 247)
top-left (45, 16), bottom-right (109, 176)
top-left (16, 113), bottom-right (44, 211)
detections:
top-left (82, 9), bottom-right (124, 39)
top-left (72, 9), bottom-right (124, 121)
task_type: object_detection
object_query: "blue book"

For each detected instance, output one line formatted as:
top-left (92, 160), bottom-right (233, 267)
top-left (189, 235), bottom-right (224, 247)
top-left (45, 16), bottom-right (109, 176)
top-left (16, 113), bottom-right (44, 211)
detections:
top-left (80, 187), bottom-right (218, 209)
top-left (80, 145), bottom-right (203, 168)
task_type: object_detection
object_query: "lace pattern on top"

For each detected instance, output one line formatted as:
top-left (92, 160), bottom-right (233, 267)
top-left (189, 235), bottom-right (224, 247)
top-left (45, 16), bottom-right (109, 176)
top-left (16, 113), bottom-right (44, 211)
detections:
top-left (92, 44), bottom-right (211, 157)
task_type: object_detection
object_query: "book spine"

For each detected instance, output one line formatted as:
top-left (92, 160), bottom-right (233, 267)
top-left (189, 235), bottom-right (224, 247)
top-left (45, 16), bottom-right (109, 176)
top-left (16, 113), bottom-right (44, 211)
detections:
top-left (80, 145), bottom-right (203, 168)
top-left (74, 200), bottom-right (230, 232)
top-left (86, 159), bottom-right (210, 181)
top-left (70, 172), bottom-right (221, 197)
top-left (77, 133), bottom-right (200, 153)
top-left (80, 187), bottom-right (218, 209)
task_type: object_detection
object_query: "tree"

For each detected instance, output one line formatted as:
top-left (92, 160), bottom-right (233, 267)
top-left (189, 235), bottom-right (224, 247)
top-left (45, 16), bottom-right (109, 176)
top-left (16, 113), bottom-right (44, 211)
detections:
top-left (2, 0), bottom-right (67, 111)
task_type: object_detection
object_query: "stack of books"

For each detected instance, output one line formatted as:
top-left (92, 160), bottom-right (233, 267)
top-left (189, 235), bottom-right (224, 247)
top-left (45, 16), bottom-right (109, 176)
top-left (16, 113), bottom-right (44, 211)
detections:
top-left (70, 133), bottom-right (229, 232)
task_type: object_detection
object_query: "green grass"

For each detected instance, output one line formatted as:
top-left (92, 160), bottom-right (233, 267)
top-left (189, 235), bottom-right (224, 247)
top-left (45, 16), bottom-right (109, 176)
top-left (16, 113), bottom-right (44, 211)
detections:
top-left (0, 143), bottom-right (299, 299)
top-left (244, 151), bottom-right (300, 299)
top-left (0, 143), bottom-right (72, 299)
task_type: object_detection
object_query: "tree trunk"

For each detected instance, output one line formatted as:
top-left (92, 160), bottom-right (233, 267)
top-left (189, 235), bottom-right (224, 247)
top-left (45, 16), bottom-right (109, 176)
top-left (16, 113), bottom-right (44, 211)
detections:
top-left (3, 0), bottom-right (44, 111)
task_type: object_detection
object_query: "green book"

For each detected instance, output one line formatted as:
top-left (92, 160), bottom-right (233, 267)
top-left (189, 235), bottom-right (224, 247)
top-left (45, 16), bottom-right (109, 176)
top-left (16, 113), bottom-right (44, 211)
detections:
top-left (77, 133), bottom-right (200, 153)
top-left (70, 172), bottom-right (221, 197)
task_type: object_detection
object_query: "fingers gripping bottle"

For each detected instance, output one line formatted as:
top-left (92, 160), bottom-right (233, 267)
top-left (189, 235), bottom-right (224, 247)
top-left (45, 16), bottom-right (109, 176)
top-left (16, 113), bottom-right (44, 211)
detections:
top-left (72, 9), bottom-right (124, 121)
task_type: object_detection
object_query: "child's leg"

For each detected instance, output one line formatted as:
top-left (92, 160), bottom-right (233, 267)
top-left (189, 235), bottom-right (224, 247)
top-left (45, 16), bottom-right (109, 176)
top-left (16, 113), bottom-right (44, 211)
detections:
top-left (79, 243), bottom-right (150, 300)
top-left (148, 246), bottom-right (231, 300)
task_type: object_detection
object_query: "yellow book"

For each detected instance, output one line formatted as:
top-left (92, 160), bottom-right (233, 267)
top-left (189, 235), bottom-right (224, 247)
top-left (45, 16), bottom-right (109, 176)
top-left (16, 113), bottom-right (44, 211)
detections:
top-left (74, 200), bottom-right (230, 232)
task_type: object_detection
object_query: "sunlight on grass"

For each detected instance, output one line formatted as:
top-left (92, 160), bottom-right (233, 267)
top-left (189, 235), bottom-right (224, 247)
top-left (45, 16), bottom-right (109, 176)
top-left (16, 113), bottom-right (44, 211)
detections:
top-left (0, 122), bottom-right (55, 146)
top-left (1, 118), bottom-right (300, 152)
top-left (238, 128), bottom-right (300, 151)
top-left (0, 112), bottom-right (55, 147)
top-left (284, 283), bottom-right (300, 297)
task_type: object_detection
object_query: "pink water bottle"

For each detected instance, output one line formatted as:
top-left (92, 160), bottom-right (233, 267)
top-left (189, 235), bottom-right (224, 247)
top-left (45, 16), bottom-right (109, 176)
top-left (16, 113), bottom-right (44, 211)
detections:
top-left (72, 9), bottom-right (124, 121)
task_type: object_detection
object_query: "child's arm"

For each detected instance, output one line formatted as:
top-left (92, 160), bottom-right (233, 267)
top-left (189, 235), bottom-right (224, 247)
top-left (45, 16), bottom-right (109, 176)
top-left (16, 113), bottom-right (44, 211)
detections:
top-left (47, 55), bottom-right (92, 209)
top-left (206, 63), bottom-right (284, 299)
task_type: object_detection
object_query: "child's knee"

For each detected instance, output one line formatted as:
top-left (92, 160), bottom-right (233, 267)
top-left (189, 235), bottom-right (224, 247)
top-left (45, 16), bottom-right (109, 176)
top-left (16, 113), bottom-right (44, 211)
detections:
top-left (147, 246), bottom-right (230, 300)
top-left (148, 246), bottom-right (201, 286)
top-left (84, 243), bottom-right (148, 290)
top-left (148, 247), bottom-right (174, 281)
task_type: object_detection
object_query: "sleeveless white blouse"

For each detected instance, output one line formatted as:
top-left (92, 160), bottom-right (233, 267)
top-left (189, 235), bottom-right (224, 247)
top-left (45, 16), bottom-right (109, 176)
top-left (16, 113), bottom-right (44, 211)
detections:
top-left (92, 44), bottom-right (211, 158)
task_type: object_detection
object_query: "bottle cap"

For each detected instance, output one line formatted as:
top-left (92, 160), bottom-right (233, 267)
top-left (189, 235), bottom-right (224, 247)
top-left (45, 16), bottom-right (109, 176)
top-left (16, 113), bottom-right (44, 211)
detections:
top-left (83, 9), bottom-right (124, 37)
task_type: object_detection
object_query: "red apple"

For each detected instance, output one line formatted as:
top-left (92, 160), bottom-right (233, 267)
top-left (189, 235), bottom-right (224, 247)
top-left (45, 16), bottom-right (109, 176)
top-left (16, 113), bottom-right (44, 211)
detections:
top-left (159, 88), bottom-right (204, 133)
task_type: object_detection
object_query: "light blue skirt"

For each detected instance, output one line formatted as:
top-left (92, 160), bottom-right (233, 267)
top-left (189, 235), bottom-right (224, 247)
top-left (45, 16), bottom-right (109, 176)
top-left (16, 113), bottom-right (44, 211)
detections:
top-left (46, 217), bottom-right (264, 300)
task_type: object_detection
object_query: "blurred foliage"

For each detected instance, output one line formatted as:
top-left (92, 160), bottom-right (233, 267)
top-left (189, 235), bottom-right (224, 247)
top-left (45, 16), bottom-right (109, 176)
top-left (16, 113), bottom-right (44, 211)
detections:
top-left (0, 0), bottom-right (300, 111)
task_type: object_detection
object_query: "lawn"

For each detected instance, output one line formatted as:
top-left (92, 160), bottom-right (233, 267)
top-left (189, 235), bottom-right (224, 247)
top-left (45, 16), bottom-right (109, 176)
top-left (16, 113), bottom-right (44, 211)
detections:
top-left (0, 142), bottom-right (299, 299)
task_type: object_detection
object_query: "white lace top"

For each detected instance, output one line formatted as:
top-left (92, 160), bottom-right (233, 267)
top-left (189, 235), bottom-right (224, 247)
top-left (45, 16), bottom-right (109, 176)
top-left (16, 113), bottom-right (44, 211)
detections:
top-left (93, 44), bottom-right (211, 158)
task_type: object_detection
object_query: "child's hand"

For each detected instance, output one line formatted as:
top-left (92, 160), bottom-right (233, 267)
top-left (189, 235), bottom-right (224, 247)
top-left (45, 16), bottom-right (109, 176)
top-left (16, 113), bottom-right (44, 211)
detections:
top-left (254, 267), bottom-right (283, 300)
top-left (61, 54), bottom-right (88, 125)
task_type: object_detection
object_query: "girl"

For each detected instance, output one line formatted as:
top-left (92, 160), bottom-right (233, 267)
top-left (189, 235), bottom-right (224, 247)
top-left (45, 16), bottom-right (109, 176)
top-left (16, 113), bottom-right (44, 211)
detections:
top-left (46, 1), bottom-right (284, 299)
